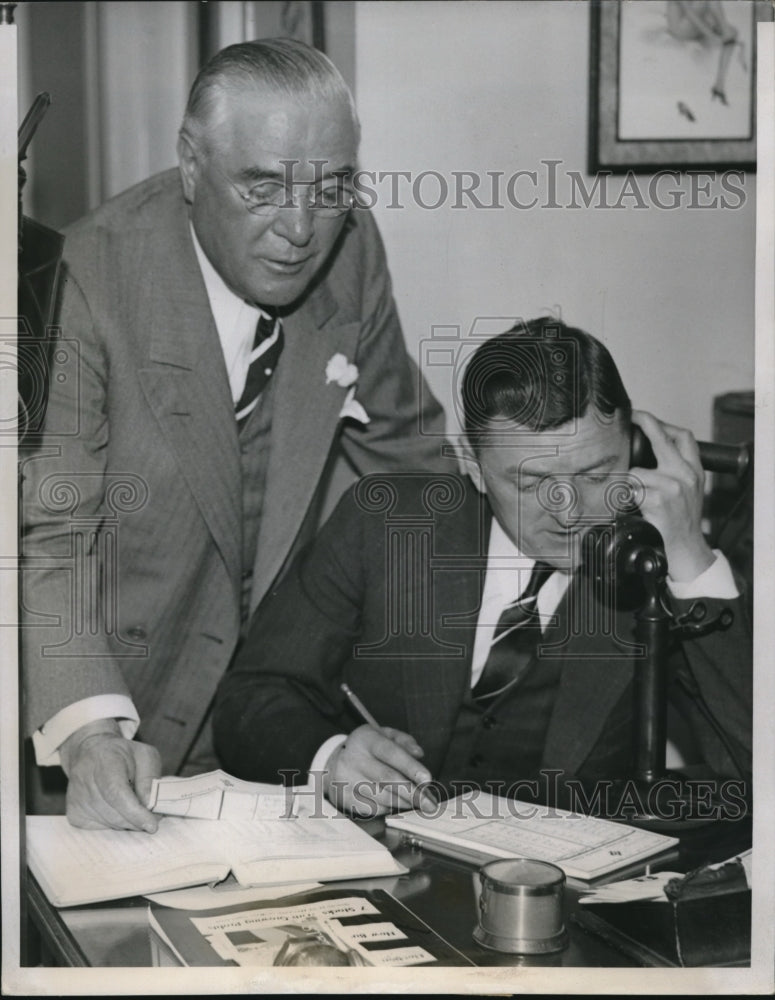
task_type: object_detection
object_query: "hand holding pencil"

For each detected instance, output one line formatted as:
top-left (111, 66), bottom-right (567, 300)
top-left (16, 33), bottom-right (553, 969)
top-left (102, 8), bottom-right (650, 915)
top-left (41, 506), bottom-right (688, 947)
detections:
top-left (322, 684), bottom-right (437, 817)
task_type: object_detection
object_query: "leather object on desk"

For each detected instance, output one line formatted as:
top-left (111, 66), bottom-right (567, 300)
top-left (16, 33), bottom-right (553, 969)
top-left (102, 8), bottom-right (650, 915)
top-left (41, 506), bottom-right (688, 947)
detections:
top-left (576, 886), bottom-right (751, 967)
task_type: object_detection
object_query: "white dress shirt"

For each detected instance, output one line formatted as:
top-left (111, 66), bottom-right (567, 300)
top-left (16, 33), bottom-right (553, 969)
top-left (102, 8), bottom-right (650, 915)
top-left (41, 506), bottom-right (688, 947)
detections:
top-left (189, 225), bottom-right (270, 405)
top-left (33, 226), bottom-right (270, 765)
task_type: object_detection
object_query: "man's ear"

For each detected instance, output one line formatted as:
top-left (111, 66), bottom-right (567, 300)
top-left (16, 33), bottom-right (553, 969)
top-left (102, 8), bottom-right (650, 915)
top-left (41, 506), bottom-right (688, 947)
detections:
top-left (177, 131), bottom-right (200, 204)
top-left (459, 436), bottom-right (486, 494)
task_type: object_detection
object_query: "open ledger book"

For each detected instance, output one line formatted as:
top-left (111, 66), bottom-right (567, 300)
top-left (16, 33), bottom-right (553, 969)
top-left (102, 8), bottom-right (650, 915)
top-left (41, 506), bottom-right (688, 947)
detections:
top-left (385, 791), bottom-right (679, 882)
top-left (27, 777), bottom-right (405, 908)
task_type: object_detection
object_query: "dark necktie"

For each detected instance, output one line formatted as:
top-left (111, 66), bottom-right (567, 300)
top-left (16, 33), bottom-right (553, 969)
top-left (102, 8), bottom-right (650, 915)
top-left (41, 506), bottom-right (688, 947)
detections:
top-left (235, 313), bottom-right (284, 428)
top-left (473, 561), bottom-right (555, 703)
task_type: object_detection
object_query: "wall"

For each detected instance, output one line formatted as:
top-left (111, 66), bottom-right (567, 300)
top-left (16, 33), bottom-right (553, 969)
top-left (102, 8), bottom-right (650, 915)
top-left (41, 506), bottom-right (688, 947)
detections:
top-left (354, 1), bottom-right (756, 441)
top-left (17, 1), bottom-right (197, 229)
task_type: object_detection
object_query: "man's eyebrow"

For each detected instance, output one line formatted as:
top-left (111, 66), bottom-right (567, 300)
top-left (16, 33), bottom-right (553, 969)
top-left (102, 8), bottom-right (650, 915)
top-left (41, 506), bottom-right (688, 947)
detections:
top-left (514, 454), bottom-right (622, 478)
top-left (238, 164), bottom-right (356, 184)
top-left (238, 167), bottom-right (285, 183)
top-left (575, 455), bottom-right (621, 474)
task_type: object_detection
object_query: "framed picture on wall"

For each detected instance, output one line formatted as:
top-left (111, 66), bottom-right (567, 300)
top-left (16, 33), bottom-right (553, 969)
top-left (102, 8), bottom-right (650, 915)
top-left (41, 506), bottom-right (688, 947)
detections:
top-left (589, 0), bottom-right (763, 171)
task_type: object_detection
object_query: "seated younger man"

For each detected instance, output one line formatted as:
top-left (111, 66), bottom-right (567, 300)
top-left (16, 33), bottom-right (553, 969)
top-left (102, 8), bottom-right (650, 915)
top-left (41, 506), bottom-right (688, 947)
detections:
top-left (213, 320), bottom-right (751, 816)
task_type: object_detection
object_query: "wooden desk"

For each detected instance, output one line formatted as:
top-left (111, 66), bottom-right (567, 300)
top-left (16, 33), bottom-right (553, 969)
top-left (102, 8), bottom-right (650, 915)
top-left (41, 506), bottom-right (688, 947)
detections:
top-left (24, 814), bottom-right (751, 969)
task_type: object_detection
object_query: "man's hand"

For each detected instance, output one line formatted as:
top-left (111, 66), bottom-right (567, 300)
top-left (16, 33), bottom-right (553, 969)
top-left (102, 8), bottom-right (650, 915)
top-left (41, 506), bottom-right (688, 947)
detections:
top-left (323, 725), bottom-right (436, 817)
top-left (630, 410), bottom-right (715, 582)
top-left (59, 719), bottom-right (162, 832)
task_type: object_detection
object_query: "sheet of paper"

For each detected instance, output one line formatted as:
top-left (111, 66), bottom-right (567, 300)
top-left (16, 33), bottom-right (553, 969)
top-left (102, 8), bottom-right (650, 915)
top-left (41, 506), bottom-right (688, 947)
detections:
top-left (191, 896), bottom-right (380, 936)
top-left (144, 880), bottom-right (323, 910)
top-left (350, 944), bottom-right (436, 967)
top-left (322, 916), bottom-right (435, 967)
top-left (336, 921), bottom-right (407, 944)
top-left (147, 770), bottom-right (297, 820)
top-left (579, 871), bottom-right (684, 904)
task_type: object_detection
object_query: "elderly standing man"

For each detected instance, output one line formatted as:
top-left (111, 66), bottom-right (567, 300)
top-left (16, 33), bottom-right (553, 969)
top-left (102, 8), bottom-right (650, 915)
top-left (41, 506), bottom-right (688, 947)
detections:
top-left (20, 39), bottom-right (449, 831)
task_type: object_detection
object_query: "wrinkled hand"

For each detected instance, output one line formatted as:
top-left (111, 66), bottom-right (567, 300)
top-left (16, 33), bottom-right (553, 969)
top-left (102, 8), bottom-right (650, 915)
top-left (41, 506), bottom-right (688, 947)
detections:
top-left (630, 410), bottom-right (715, 582)
top-left (59, 719), bottom-right (162, 832)
top-left (323, 725), bottom-right (436, 818)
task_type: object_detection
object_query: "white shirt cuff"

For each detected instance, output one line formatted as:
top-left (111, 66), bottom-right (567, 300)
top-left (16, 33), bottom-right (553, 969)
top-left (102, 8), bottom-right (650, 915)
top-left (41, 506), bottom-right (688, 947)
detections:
top-left (32, 695), bottom-right (140, 766)
top-left (667, 550), bottom-right (739, 601)
top-left (309, 733), bottom-right (348, 780)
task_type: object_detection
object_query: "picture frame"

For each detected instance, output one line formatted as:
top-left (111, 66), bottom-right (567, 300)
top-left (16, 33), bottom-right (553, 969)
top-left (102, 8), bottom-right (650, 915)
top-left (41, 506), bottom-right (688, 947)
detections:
top-left (589, 0), bottom-right (761, 172)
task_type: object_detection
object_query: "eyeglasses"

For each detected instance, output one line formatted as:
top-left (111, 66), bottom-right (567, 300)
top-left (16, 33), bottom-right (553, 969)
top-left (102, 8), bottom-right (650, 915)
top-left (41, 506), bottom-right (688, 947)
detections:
top-left (217, 166), bottom-right (355, 218)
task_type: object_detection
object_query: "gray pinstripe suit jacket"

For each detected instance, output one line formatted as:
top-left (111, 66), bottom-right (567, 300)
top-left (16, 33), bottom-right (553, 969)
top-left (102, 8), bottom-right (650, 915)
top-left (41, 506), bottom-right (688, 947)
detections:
top-left (20, 170), bottom-right (449, 774)
top-left (214, 473), bottom-right (752, 785)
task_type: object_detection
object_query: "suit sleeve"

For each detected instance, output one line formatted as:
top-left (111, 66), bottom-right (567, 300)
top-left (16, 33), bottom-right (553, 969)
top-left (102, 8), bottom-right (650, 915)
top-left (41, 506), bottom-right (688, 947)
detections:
top-left (669, 579), bottom-right (752, 779)
top-left (213, 486), bottom-right (368, 784)
top-left (336, 211), bottom-right (454, 476)
top-left (20, 265), bottom-right (131, 738)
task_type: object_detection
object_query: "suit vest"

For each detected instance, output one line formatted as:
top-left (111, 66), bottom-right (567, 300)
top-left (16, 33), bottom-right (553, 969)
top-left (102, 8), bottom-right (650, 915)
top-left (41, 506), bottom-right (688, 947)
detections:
top-left (238, 375), bottom-right (277, 629)
top-left (438, 645), bottom-right (634, 795)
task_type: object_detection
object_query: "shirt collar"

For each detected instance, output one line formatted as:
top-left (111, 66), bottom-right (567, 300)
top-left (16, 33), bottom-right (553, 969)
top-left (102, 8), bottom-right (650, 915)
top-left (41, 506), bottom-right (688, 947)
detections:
top-left (189, 223), bottom-right (270, 338)
top-left (488, 517), bottom-right (523, 561)
top-left (486, 518), bottom-right (537, 602)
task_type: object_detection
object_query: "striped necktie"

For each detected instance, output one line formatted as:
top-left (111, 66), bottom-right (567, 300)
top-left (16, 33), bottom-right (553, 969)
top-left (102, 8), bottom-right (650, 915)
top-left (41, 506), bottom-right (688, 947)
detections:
top-left (235, 313), bottom-right (284, 428)
top-left (473, 561), bottom-right (554, 703)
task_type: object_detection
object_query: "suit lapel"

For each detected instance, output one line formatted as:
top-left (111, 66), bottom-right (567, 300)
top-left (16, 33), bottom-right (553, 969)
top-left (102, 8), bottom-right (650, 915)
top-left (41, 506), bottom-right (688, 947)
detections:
top-left (540, 577), bottom-right (635, 775)
top-left (250, 282), bottom-right (360, 611)
top-left (403, 485), bottom-right (490, 769)
top-left (137, 202), bottom-right (242, 585)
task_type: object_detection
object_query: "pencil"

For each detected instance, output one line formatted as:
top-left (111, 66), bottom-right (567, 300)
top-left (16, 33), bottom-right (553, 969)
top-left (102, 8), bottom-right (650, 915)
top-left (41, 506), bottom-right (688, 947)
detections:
top-left (340, 682), bottom-right (381, 729)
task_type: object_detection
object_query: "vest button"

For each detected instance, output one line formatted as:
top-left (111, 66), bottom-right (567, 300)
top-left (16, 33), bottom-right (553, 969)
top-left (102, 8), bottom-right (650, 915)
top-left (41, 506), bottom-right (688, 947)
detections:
top-left (482, 715), bottom-right (497, 730)
top-left (469, 753), bottom-right (484, 767)
top-left (126, 626), bottom-right (146, 640)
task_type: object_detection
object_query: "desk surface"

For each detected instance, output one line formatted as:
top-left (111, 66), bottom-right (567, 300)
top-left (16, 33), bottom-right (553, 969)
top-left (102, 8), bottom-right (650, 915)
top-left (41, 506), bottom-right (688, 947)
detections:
top-left (26, 815), bottom-right (752, 969)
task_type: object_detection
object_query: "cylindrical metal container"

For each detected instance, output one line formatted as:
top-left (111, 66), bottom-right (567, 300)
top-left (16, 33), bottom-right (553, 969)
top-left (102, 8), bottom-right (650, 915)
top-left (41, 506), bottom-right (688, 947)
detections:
top-left (473, 858), bottom-right (568, 954)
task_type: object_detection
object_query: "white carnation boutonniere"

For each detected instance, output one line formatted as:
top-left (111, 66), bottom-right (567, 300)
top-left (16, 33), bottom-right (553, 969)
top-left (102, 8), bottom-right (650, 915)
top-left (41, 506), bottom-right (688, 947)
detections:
top-left (325, 353), bottom-right (358, 388)
top-left (326, 353), bottom-right (370, 425)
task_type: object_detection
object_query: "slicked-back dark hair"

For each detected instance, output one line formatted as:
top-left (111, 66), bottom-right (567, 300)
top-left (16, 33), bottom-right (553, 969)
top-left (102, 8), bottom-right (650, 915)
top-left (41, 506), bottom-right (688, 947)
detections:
top-left (462, 318), bottom-right (631, 445)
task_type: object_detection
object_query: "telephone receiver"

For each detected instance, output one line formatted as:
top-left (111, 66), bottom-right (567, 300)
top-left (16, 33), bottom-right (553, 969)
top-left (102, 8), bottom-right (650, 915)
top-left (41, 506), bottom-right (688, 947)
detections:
top-left (629, 423), bottom-right (751, 479)
top-left (584, 424), bottom-right (751, 607)
top-left (629, 425), bottom-right (657, 470)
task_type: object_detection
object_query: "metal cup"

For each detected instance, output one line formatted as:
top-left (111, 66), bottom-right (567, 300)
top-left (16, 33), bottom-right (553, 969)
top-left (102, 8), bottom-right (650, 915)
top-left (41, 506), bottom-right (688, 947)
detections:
top-left (473, 857), bottom-right (569, 954)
